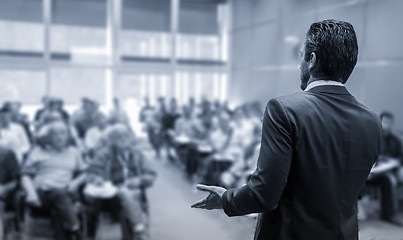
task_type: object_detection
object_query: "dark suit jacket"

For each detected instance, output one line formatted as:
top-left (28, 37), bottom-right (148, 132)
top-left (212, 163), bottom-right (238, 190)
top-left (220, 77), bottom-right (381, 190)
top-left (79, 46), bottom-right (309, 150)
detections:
top-left (222, 85), bottom-right (382, 240)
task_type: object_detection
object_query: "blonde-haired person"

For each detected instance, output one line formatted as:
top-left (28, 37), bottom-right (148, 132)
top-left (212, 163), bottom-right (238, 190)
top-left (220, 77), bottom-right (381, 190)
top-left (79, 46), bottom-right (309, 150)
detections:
top-left (35, 110), bottom-right (84, 151)
top-left (21, 121), bottom-right (87, 240)
top-left (85, 124), bottom-right (156, 240)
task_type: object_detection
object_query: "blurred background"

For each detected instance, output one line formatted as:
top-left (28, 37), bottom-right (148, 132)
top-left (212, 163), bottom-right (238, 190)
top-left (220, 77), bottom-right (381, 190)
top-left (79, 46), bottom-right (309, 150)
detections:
top-left (0, 0), bottom-right (402, 129)
top-left (0, 0), bottom-right (402, 240)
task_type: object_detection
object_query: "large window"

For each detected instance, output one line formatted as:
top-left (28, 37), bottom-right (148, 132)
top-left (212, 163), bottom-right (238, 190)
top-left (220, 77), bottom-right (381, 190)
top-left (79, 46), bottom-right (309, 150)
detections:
top-left (0, 0), bottom-right (229, 112)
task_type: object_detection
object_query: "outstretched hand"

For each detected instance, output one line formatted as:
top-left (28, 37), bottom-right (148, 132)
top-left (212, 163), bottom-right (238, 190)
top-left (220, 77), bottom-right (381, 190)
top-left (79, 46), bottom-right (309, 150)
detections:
top-left (191, 184), bottom-right (226, 210)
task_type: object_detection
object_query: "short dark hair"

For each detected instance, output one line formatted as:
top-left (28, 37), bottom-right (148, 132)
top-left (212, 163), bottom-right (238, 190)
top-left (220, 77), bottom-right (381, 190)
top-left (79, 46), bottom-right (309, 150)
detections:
top-left (304, 19), bottom-right (358, 83)
top-left (380, 111), bottom-right (394, 120)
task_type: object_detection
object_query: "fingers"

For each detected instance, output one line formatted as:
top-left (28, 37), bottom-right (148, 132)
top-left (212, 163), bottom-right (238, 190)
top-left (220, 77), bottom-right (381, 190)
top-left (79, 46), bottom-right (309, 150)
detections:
top-left (196, 184), bottom-right (221, 194)
top-left (191, 197), bottom-right (207, 208)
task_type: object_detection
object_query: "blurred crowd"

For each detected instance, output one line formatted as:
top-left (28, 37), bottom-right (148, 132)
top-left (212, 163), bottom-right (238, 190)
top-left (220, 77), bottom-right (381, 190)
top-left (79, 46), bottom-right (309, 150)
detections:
top-left (0, 95), bottom-right (264, 240)
top-left (0, 96), bottom-right (155, 240)
top-left (0, 94), bottom-right (402, 240)
top-left (139, 97), bottom-right (263, 189)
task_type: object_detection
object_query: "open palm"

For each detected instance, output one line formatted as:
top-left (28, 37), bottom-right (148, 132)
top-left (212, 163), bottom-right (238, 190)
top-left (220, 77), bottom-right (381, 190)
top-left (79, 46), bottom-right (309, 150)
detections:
top-left (191, 184), bottom-right (226, 210)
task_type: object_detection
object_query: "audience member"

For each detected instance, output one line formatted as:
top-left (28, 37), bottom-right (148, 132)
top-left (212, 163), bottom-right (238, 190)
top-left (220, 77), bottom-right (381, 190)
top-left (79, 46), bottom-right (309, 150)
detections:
top-left (21, 121), bottom-right (87, 240)
top-left (85, 124), bottom-right (156, 240)
top-left (0, 146), bottom-right (20, 240)
top-left (139, 97), bottom-right (161, 158)
top-left (85, 114), bottom-right (108, 151)
top-left (35, 97), bottom-right (69, 126)
top-left (109, 98), bottom-right (130, 126)
top-left (2, 101), bottom-right (32, 142)
top-left (34, 96), bottom-right (50, 122)
top-left (0, 107), bottom-right (30, 164)
top-left (72, 98), bottom-right (104, 139)
top-left (366, 111), bottom-right (403, 226)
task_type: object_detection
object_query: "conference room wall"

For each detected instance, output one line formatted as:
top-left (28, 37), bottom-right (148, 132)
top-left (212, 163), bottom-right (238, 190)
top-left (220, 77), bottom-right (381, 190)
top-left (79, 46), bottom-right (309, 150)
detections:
top-left (229, 0), bottom-right (403, 131)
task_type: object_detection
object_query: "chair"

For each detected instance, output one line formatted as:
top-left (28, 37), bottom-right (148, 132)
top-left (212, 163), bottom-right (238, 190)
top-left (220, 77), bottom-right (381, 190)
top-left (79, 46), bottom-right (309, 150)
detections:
top-left (2, 190), bottom-right (25, 240)
top-left (3, 211), bottom-right (19, 240)
top-left (22, 202), bottom-right (87, 240)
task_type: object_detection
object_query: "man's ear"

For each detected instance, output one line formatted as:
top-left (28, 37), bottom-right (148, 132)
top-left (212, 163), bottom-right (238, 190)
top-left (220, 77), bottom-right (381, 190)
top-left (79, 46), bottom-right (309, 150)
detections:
top-left (308, 52), bottom-right (316, 71)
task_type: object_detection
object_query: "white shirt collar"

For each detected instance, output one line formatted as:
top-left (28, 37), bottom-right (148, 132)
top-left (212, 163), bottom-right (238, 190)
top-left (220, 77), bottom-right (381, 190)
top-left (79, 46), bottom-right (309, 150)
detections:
top-left (304, 80), bottom-right (344, 92)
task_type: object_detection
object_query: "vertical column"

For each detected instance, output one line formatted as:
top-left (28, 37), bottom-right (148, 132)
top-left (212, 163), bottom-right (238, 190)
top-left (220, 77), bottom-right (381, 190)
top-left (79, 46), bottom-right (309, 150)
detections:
top-left (106, 0), bottom-right (122, 110)
top-left (170, 0), bottom-right (180, 101)
top-left (218, 1), bottom-right (231, 102)
top-left (43, 0), bottom-right (51, 96)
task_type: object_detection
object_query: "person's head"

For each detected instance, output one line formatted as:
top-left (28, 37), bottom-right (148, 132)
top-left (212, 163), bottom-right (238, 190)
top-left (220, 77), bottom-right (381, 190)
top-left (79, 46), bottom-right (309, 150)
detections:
top-left (218, 113), bottom-right (231, 133)
top-left (169, 98), bottom-right (177, 113)
top-left (182, 106), bottom-right (191, 118)
top-left (380, 111), bottom-right (394, 135)
top-left (2, 101), bottom-right (20, 121)
top-left (55, 98), bottom-right (64, 111)
top-left (103, 124), bottom-right (136, 151)
top-left (113, 98), bottom-right (120, 109)
top-left (233, 107), bottom-right (245, 122)
top-left (41, 96), bottom-right (50, 108)
top-left (13, 101), bottom-right (22, 112)
top-left (158, 97), bottom-right (166, 113)
top-left (37, 121), bottom-right (70, 151)
top-left (48, 98), bottom-right (60, 112)
top-left (201, 99), bottom-right (212, 115)
top-left (211, 116), bottom-right (221, 131)
top-left (82, 97), bottom-right (91, 111)
top-left (39, 110), bottom-right (63, 125)
top-left (83, 98), bottom-right (98, 115)
top-left (300, 19), bottom-right (358, 90)
top-left (189, 97), bottom-right (195, 107)
top-left (95, 113), bottom-right (108, 130)
top-left (144, 97), bottom-right (150, 106)
top-left (158, 97), bottom-right (165, 105)
top-left (0, 107), bottom-right (11, 128)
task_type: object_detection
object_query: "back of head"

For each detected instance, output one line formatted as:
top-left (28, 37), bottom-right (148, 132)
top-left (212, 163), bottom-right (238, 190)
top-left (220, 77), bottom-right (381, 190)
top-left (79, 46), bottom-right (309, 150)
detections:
top-left (305, 19), bottom-right (358, 83)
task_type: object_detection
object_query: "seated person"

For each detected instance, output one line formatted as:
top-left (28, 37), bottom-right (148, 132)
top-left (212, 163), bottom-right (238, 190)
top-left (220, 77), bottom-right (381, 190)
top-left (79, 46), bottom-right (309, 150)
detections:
top-left (366, 111), bottom-right (403, 226)
top-left (21, 121), bottom-right (87, 240)
top-left (35, 111), bottom-right (83, 152)
top-left (0, 107), bottom-right (30, 164)
top-left (0, 147), bottom-right (20, 240)
top-left (85, 124), bottom-right (156, 240)
top-left (84, 114), bottom-right (108, 152)
top-left (220, 122), bottom-right (262, 189)
top-left (183, 115), bottom-right (214, 180)
top-left (171, 106), bottom-right (194, 143)
top-left (139, 98), bottom-right (161, 158)
top-left (197, 116), bottom-right (243, 184)
top-left (72, 98), bottom-right (103, 140)
top-left (3, 101), bottom-right (33, 143)
top-left (167, 106), bottom-right (195, 165)
top-left (108, 98), bottom-right (130, 126)
top-left (221, 143), bottom-right (261, 189)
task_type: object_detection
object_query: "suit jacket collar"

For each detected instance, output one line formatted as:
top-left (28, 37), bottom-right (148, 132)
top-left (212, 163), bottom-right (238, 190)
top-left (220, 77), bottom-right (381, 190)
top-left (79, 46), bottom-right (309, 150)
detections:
top-left (306, 85), bottom-right (351, 95)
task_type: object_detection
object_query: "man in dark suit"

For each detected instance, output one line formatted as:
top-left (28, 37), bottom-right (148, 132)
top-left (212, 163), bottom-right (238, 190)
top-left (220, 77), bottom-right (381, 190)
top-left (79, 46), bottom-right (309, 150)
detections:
top-left (191, 19), bottom-right (382, 240)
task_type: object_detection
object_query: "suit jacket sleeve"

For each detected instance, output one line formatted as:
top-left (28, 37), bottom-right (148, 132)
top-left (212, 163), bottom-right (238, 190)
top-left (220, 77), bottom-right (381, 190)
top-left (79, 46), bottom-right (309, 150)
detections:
top-left (222, 98), bottom-right (293, 216)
